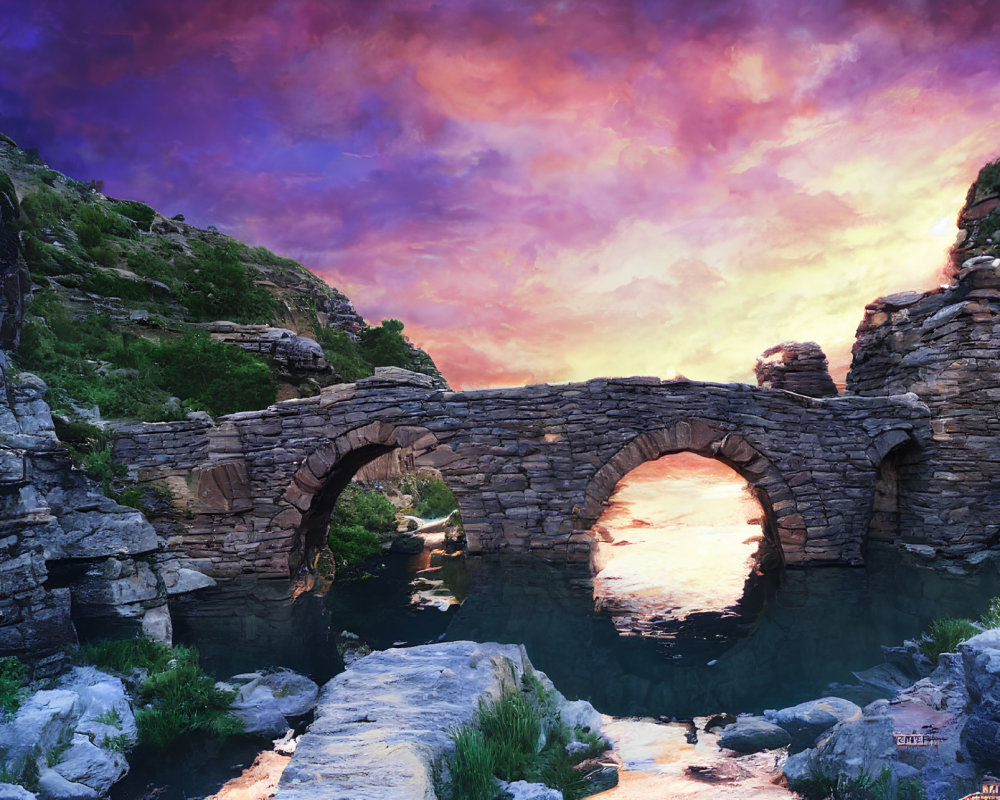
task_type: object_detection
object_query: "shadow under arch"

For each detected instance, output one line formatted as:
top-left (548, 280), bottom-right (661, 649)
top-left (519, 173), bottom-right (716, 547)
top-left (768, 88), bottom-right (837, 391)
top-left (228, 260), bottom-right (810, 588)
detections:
top-left (281, 420), bottom-right (449, 575)
top-left (578, 420), bottom-right (799, 567)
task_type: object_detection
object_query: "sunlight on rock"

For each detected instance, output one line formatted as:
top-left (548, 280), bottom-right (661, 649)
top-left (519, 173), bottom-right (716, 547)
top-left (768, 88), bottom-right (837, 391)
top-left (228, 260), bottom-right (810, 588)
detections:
top-left (592, 453), bottom-right (765, 629)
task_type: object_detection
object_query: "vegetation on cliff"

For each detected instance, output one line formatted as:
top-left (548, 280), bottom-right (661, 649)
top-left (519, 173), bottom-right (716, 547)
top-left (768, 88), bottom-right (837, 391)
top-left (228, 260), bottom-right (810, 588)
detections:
top-left (0, 134), bottom-right (446, 424)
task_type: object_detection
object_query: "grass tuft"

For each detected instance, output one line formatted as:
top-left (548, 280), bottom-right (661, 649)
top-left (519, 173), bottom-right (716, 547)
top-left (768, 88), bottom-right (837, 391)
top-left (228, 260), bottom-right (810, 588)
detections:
top-left (918, 616), bottom-right (979, 661)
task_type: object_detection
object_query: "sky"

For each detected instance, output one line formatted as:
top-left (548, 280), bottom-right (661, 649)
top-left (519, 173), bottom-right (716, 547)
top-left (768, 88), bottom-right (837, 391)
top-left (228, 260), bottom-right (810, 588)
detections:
top-left (2, 0), bottom-right (1000, 390)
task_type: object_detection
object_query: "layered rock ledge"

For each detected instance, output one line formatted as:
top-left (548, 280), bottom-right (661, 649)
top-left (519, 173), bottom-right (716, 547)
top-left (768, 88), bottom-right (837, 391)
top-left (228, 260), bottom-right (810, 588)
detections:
top-left (273, 641), bottom-right (604, 800)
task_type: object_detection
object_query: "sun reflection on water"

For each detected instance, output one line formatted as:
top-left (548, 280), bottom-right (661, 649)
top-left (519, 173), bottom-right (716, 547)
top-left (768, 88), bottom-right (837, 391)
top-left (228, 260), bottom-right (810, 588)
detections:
top-left (592, 452), bottom-right (765, 629)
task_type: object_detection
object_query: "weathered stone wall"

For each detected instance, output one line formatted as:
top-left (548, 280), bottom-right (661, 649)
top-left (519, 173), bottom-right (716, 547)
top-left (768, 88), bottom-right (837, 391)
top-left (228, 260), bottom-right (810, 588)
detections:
top-left (113, 369), bottom-right (927, 577)
top-left (755, 341), bottom-right (838, 398)
top-left (848, 257), bottom-right (1000, 556)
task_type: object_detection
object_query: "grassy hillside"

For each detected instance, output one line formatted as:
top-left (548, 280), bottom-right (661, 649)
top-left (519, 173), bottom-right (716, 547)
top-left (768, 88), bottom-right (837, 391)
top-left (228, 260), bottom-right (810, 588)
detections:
top-left (0, 135), bottom-right (445, 422)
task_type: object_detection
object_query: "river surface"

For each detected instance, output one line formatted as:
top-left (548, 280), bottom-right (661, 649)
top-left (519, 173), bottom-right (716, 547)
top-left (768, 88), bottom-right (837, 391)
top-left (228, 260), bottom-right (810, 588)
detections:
top-left (112, 458), bottom-right (1000, 798)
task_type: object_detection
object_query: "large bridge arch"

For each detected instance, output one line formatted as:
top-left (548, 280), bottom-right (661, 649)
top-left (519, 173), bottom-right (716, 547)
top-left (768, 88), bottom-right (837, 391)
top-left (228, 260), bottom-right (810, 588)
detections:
top-left (578, 421), bottom-right (799, 565)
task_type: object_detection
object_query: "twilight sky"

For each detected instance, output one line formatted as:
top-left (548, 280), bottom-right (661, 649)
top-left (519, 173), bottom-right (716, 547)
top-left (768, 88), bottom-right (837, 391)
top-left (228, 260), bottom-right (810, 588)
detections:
top-left (2, 1), bottom-right (1000, 389)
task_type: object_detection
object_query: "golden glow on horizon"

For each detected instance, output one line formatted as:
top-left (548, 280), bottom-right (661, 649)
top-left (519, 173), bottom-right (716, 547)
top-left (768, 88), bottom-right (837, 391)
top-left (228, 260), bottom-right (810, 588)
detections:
top-left (592, 453), bottom-right (764, 625)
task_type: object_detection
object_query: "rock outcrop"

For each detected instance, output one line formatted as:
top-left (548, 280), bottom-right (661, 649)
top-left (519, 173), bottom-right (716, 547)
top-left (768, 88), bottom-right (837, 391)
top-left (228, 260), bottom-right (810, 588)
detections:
top-left (782, 635), bottom-right (1000, 800)
top-left (201, 322), bottom-right (329, 376)
top-left (273, 640), bottom-right (606, 800)
top-left (847, 257), bottom-right (1000, 555)
top-left (0, 666), bottom-right (136, 798)
top-left (755, 341), bottom-right (839, 398)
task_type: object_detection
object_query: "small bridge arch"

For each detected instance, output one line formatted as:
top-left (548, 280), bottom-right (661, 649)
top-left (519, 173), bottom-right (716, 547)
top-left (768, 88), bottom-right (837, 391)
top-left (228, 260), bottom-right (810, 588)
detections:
top-left (282, 420), bottom-right (462, 573)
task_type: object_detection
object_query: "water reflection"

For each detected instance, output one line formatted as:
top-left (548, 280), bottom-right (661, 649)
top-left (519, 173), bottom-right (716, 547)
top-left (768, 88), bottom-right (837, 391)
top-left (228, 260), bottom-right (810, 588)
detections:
top-left (592, 453), bottom-right (767, 633)
top-left (172, 546), bottom-right (1000, 723)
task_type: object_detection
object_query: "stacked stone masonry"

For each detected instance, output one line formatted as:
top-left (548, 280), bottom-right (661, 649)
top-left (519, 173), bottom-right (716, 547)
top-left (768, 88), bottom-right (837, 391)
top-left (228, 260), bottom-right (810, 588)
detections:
top-left (848, 257), bottom-right (1000, 556)
top-left (113, 369), bottom-right (928, 578)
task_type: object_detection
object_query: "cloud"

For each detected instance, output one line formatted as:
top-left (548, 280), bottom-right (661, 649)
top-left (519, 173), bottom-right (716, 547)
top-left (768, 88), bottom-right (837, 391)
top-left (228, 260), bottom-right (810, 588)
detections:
top-left (3, 0), bottom-right (1000, 388)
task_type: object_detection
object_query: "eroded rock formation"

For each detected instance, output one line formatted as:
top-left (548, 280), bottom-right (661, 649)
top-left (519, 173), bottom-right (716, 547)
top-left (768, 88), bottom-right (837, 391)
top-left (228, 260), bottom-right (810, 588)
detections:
top-left (847, 257), bottom-right (1000, 556)
top-left (755, 341), bottom-right (838, 398)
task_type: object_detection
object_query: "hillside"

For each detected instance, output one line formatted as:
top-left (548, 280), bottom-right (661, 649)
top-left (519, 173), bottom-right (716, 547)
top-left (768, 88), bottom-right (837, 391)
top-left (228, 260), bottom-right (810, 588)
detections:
top-left (0, 133), bottom-right (446, 424)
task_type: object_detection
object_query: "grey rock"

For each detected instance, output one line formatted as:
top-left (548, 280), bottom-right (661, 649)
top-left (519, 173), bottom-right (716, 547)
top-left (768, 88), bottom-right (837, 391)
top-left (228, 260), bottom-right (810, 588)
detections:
top-left (229, 669), bottom-right (319, 734)
top-left (499, 780), bottom-right (562, 800)
top-left (717, 716), bottom-right (791, 754)
top-left (52, 734), bottom-right (127, 795)
top-left (37, 768), bottom-right (98, 800)
top-left (273, 641), bottom-right (587, 800)
top-left (0, 690), bottom-right (79, 767)
top-left (764, 696), bottom-right (862, 752)
top-left (0, 783), bottom-right (36, 800)
top-left (141, 605), bottom-right (172, 645)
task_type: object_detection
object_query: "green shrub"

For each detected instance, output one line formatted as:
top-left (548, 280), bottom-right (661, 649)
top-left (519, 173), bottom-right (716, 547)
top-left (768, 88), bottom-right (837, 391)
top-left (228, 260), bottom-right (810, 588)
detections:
top-left (416, 478), bottom-right (458, 519)
top-left (109, 200), bottom-right (155, 231)
top-left (19, 184), bottom-right (71, 228)
top-left (919, 617), bottom-right (978, 661)
top-left (980, 596), bottom-right (1000, 629)
top-left (126, 248), bottom-right (173, 282)
top-left (0, 656), bottom-right (27, 716)
top-left (437, 673), bottom-right (608, 800)
top-left (360, 318), bottom-right (412, 368)
top-left (74, 203), bottom-right (135, 240)
top-left (176, 240), bottom-right (277, 323)
top-left (77, 638), bottom-right (242, 751)
top-left (153, 332), bottom-right (277, 415)
top-left (977, 159), bottom-right (1000, 197)
top-left (327, 486), bottom-right (398, 572)
top-left (314, 325), bottom-right (372, 382)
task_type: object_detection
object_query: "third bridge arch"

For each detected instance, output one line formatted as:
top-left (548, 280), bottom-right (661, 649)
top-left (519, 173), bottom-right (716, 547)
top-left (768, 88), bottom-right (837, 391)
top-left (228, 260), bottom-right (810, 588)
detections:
top-left (113, 373), bottom-right (930, 576)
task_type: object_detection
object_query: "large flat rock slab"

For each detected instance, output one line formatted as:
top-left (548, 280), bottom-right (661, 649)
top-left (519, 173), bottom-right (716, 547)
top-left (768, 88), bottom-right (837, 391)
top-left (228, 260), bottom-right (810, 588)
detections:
top-left (273, 641), bottom-right (529, 800)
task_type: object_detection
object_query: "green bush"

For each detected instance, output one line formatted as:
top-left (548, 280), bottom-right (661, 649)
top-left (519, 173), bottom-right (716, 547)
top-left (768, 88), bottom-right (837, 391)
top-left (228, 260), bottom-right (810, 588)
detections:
top-left (437, 674), bottom-right (608, 800)
top-left (417, 479), bottom-right (458, 519)
top-left (77, 637), bottom-right (242, 751)
top-left (327, 486), bottom-right (398, 571)
top-left (980, 596), bottom-right (1000, 629)
top-left (176, 240), bottom-right (277, 323)
top-left (919, 617), bottom-right (979, 662)
top-left (977, 159), bottom-right (1000, 197)
top-left (360, 318), bottom-right (412, 368)
top-left (17, 299), bottom-right (279, 420)
top-left (796, 765), bottom-right (920, 800)
top-left (327, 523), bottom-right (382, 572)
top-left (314, 325), bottom-right (372, 382)
top-left (126, 248), bottom-right (173, 283)
top-left (153, 332), bottom-right (277, 415)
top-left (19, 184), bottom-right (71, 228)
top-left (0, 656), bottom-right (27, 717)
top-left (109, 200), bottom-right (155, 231)
top-left (73, 203), bottom-right (136, 240)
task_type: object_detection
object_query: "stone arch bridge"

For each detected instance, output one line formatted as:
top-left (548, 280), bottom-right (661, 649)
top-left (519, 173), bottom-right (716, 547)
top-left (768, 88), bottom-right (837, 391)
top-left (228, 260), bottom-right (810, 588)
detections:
top-left (112, 371), bottom-right (928, 578)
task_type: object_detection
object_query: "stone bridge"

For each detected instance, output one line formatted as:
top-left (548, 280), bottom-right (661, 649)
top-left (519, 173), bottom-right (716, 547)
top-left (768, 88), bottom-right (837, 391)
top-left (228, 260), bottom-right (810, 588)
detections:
top-left (112, 371), bottom-right (929, 578)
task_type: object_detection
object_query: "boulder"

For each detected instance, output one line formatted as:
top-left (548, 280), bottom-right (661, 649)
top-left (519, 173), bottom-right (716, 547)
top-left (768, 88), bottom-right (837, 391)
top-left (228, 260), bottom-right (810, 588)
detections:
top-left (272, 641), bottom-right (581, 800)
top-left (0, 783), bottom-right (36, 800)
top-left (37, 768), bottom-right (98, 800)
top-left (0, 690), bottom-right (79, 767)
top-left (51, 734), bottom-right (128, 795)
top-left (717, 716), bottom-right (791, 754)
top-left (960, 629), bottom-right (1000, 770)
top-left (228, 669), bottom-right (320, 735)
top-left (764, 696), bottom-right (861, 752)
top-left (499, 780), bottom-right (562, 800)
